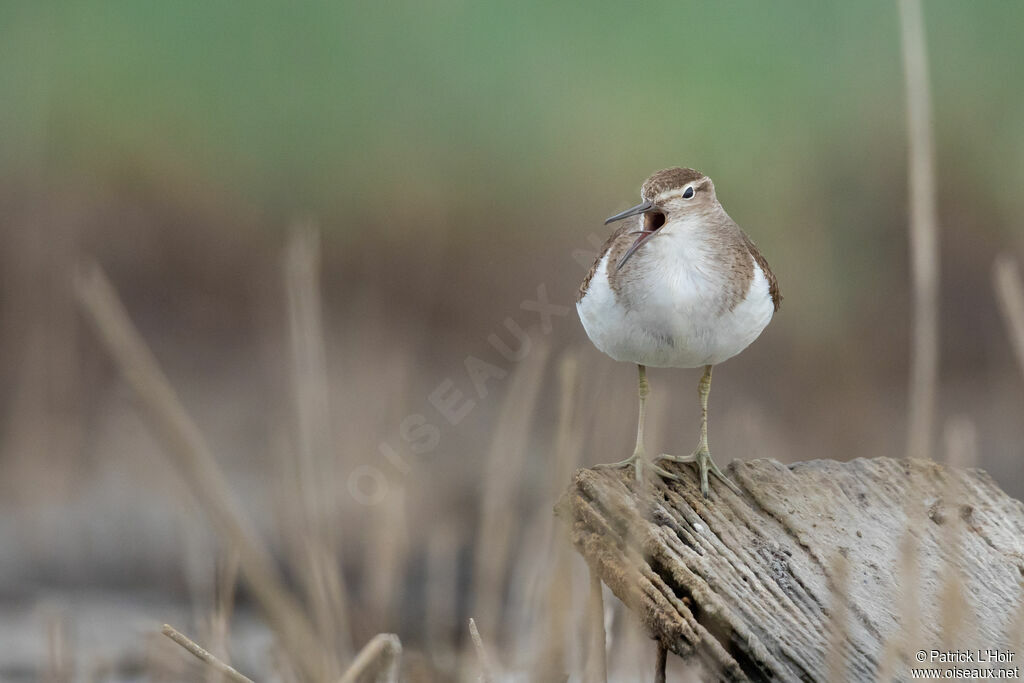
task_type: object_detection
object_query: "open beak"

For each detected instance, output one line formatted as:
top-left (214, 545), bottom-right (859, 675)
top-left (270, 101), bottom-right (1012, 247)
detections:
top-left (604, 199), bottom-right (655, 225)
top-left (605, 200), bottom-right (662, 271)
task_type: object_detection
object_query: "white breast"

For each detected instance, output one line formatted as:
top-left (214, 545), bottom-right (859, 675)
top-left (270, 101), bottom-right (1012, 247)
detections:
top-left (577, 237), bottom-right (774, 368)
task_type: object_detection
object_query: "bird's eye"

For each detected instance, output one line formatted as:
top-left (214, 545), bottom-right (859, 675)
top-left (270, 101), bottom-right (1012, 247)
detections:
top-left (682, 186), bottom-right (695, 199)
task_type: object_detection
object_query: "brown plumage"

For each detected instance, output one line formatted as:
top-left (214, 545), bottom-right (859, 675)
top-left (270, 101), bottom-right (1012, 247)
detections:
top-left (742, 233), bottom-right (781, 312)
top-left (579, 167), bottom-right (780, 312)
top-left (641, 167), bottom-right (706, 200)
top-left (576, 221), bottom-right (632, 304)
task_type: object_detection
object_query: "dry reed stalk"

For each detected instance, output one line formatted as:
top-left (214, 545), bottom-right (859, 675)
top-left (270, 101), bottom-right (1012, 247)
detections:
top-left (205, 548), bottom-right (240, 683)
top-left (75, 262), bottom-right (324, 682)
top-left (335, 634), bottom-right (402, 683)
top-left (943, 416), bottom-right (977, 472)
top-left (938, 417), bottom-right (976, 657)
top-left (526, 542), bottom-right (575, 680)
top-left (285, 221), bottom-right (335, 527)
top-left (898, 0), bottom-right (940, 462)
top-left (366, 482), bottom-right (410, 634)
top-left (993, 254), bottom-right (1024, 379)
top-left (44, 609), bottom-right (72, 683)
top-left (938, 577), bottom-right (969, 678)
top-left (469, 340), bottom-right (551, 642)
top-left (146, 628), bottom-right (188, 682)
top-left (608, 607), bottom-right (652, 683)
top-left (654, 642), bottom-right (667, 683)
top-left (528, 353), bottom-right (582, 680)
top-left (585, 568), bottom-right (608, 683)
top-left (568, 560), bottom-right (592, 678)
top-left (284, 222), bottom-right (353, 673)
top-left (551, 352), bottom-right (585, 497)
top-left (161, 624), bottom-right (254, 683)
top-left (826, 552), bottom-right (850, 682)
top-left (898, 519), bottom-right (923, 660)
top-left (468, 618), bottom-right (496, 683)
top-left (568, 355), bottom-right (618, 677)
top-left (425, 524), bottom-right (460, 667)
top-left (879, 460), bottom-right (931, 680)
top-left (301, 537), bottom-right (349, 679)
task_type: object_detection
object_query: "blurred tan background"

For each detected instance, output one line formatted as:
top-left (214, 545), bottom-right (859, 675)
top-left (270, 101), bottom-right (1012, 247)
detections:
top-left (1, 1), bottom-right (1023, 680)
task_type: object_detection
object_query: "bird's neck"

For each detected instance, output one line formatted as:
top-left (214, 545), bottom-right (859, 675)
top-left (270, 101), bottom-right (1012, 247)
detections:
top-left (656, 214), bottom-right (727, 267)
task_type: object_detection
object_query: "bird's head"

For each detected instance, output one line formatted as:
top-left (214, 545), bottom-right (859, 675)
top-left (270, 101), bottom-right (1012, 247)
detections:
top-left (605, 167), bottom-right (718, 270)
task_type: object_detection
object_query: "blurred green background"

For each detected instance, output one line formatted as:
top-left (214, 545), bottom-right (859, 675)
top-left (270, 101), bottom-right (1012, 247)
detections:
top-left (1, 1), bottom-right (1023, 679)
top-left (4, 1), bottom-right (1024, 350)
top-left (5, 1), bottom-right (1023, 223)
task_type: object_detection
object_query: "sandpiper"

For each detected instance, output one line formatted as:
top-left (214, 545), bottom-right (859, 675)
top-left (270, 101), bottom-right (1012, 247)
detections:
top-left (577, 167), bottom-right (780, 497)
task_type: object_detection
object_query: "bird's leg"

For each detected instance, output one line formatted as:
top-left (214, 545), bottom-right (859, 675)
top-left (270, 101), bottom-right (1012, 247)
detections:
top-left (595, 364), bottom-right (648, 482)
top-left (657, 365), bottom-right (741, 497)
top-left (634, 363), bottom-right (648, 484)
top-left (594, 365), bottom-right (679, 485)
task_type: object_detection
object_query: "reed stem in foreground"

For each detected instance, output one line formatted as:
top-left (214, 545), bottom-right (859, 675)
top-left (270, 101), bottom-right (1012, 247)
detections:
top-left (75, 262), bottom-right (325, 682)
top-left (993, 254), bottom-right (1024, 379)
top-left (336, 634), bottom-right (401, 683)
top-left (468, 618), bottom-right (496, 683)
top-left (585, 568), bottom-right (608, 683)
top-left (161, 624), bottom-right (254, 683)
top-left (898, 0), bottom-right (940, 462)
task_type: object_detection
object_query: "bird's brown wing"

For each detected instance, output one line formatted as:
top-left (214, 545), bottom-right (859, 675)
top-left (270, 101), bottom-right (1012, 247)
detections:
top-left (741, 233), bottom-right (781, 312)
top-left (576, 223), bottom-right (634, 303)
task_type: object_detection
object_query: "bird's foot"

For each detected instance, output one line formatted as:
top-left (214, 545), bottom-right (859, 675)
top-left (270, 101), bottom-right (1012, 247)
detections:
top-left (657, 446), bottom-right (741, 498)
top-left (593, 452), bottom-right (638, 470)
top-left (594, 449), bottom-right (680, 487)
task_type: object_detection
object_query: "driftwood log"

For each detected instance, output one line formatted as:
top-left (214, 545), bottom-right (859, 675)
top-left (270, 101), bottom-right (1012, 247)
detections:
top-left (558, 457), bottom-right (1024, 682)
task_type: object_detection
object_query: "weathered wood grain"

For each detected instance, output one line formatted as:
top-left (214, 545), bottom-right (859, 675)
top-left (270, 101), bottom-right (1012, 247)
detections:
top-left (557, 457), bottom-right (1024, 682)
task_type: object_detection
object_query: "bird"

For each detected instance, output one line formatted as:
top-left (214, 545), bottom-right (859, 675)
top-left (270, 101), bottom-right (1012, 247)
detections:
top-left (576, 167), bottom-right (780, 497)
